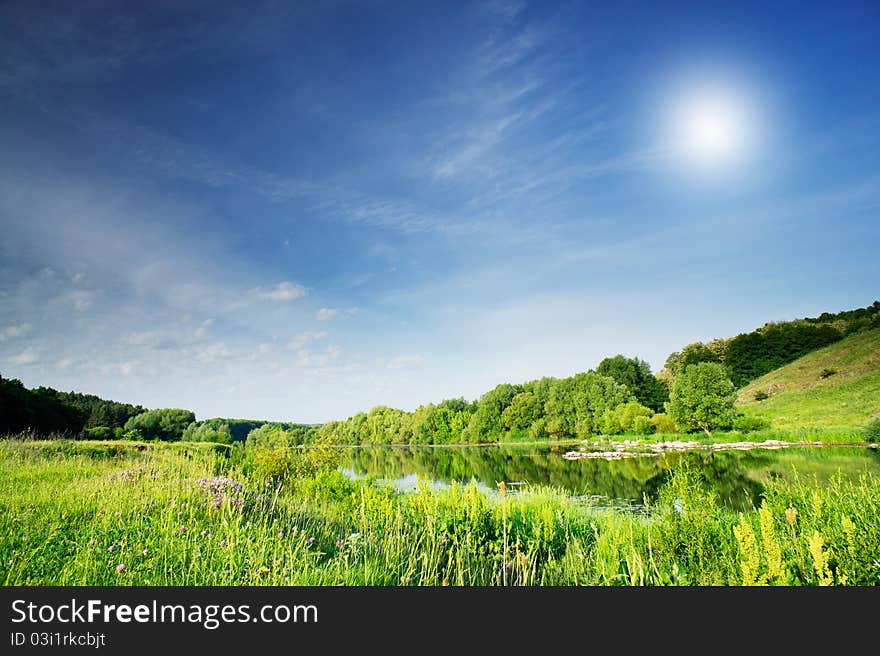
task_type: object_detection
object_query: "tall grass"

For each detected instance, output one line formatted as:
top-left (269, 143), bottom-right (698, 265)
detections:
top-left (1, 440), bottom-right (878, 585)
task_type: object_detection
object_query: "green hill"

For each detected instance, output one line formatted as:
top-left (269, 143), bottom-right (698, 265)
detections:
top-left (736, 328), bottom-right (880, 429)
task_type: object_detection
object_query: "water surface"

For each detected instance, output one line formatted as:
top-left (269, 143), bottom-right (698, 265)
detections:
top-left (343, 444), bottom-right (880, 511)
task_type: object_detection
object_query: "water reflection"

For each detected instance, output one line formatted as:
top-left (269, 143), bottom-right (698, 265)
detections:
top-left (344, 444), bottom-right (880, 511)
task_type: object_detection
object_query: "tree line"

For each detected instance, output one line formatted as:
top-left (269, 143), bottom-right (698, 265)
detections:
top-left (2, 301), bottom-right (875, 443)
top-left (663, 300), bottom-right (880, 387)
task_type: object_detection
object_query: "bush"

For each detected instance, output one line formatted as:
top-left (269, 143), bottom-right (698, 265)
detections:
top-left (733, 415), bottom-right (770, 433)
top-left (820, 368), bottom-right (837, 379)
top-left (863, 418), bottom-right (880, 443)
top-left (250, 447), bottom-right (292, 486)
top-left (650, 413), bottom-right (678, 434)
top-left (754, 390), bottom-right (769, 401)
top-left (83, 426), bottom-right (114, 440)
top-left (631, 415), bottom-right (655, 435)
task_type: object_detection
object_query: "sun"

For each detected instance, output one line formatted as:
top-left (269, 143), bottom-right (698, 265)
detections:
top-left (662, 80), bottom-right (760, 177)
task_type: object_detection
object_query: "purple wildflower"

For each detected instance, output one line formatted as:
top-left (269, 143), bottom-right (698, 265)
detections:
top-left (116, 564), bottom-right (126, 572)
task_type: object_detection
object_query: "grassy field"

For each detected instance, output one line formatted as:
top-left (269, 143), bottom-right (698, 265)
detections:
top-left (1, 439), bottom-right (878, 586)
top-left (737, 328), bottom-right (880, 429)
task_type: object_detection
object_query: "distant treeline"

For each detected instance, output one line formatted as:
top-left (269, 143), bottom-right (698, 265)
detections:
top-left (182, 417), bottom-right (316, 444)
top-left (1, 301), bottom-right (876, 443)
top-left (0, 376), bottom-right (146, 437)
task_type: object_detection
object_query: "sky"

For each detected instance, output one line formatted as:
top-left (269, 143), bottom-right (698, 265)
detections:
top-left (1, 0), bottom-right (878, 423)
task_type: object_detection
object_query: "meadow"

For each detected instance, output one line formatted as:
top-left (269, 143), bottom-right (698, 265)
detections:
top-left (2, 439), bottom-right (878, 586)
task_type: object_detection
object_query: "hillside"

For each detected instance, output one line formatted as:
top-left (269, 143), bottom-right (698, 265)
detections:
top-left (737, 328), bottom-right (880, 429)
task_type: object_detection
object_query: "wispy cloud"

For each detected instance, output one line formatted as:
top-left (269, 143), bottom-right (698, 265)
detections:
top-left (296, 344), bottom-right (343, 368)
top-left (250, 281), bottom-right (307, 302)
top-left (316, 307), bottom-right (358, 321)
top-left (194, 318), bottom-right (214, 339)
top-left (196, 342), bottom-right (232, 363)
top-left (0, 323), bottom-right (31, 342)
top-left (288, 331), bottom-right (327, 349)
top-left (315, 308), bottom-right (339, 321)
top-left (386, 355), bottom-right (425, 370)
top-left (7, 347), bottom-right (41, 366)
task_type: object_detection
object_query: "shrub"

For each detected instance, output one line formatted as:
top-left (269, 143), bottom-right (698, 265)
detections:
top-left (650, 413), bottom-right (678, 434)
top-left (250, 447), bottom-right (292, 486)
top-left (819, 368), bottom-right (837, 379)
top-left (733, 415), bottom-right (770, 433)
top-left (863, 418), bottom-right (880, 443)
top-left (754, 390), bottom-right (769, 401)
top-left (83, 426), bottom-right (115, 440)
top-left (631, 415), bottom-right (655, 435)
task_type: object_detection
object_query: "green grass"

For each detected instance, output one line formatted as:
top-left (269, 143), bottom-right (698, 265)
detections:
top-left (1, 439), bottom-right (878, 585)
top-left (737, 328), bottom-right (880, 429)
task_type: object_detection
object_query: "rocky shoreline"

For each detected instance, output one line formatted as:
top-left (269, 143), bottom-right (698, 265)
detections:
top-left (562, 439), bottom-right (848, 460)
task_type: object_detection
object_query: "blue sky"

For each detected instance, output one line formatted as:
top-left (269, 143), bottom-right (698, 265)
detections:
top-left (1, 0), bottom-right (878, 422)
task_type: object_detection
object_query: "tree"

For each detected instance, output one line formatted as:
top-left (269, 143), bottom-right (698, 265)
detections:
top-left (664, 342), bottom-right (722, 376)
top-left (596, 355), bottom-right (669, 412)
top-left (667, 363), bottom-right (736, 436)
top-left (543, 372), bottom-right (633, 438)
top-left (598, 401), bottom-right (654, 435)
top-left (123, 408), bottom-right (195, 441)
top-left (464, 384), bottom-right (522, 442)
top-left (501, 392), bottom-right (543, 433)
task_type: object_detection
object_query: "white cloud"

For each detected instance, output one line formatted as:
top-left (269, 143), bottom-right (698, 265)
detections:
top-left (296, 344), bottom-right (343, 368)
top-left (0, 323), bottom-right (31, 342)
top-left (66, 290), bottom-right (95, 312)
top-left (123, 331), bottom-right (161, 347)
top-left (256, 343), bottom-right (273, 354)
top-left (194, 318), bottom-right (214, 339)
top-left (289, 331), bottom-right (327, 349)
top-left (8, 348), bottom-right (40, 366)
top-left (251, 281), bottom-right (307, 302)
top-left (316, 307), bottom-right (358, 321)
top-left (316, 308), bottom-right (339, 321)
top-left (55, 357), bottom-right (75, 369)
top-left (386, 355), bottom-right (425, 370)
top-left (196, 342), bottom-right (232, 362)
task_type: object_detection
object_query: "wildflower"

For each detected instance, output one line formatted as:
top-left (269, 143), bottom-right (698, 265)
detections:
top-left (246, 521), bottom-right (251, 527)
top-left (785, 508), bottom-right (798, 525)
top-left (278, 531), bottom-right (284, 538)
top-left (201, 530), bottom-right (208, 537)
top-left (219, 540), bottom-right (227, 547)
top-left (116, 564), bottom-right (126, 573)
top-left (108, 546), bottom-right (114, 552)
top-left (180, 525), bottom-right (187, 532)
top-left (335, 539), bottom-right (343, 548)
top-left (114, 511), bottom-right (122, 518)
top-left (142, 549), bottom-right (148, 556)
top-left (308, 536), bottom-right (315, 544)
top-left (207, 533), bottom-right (212, 539)
top-left (400, 576), bottom-right (411, 585)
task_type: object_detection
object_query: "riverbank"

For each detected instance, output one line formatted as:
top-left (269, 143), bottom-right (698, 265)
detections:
top-left (563, 438), bottom-right (877, 460)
